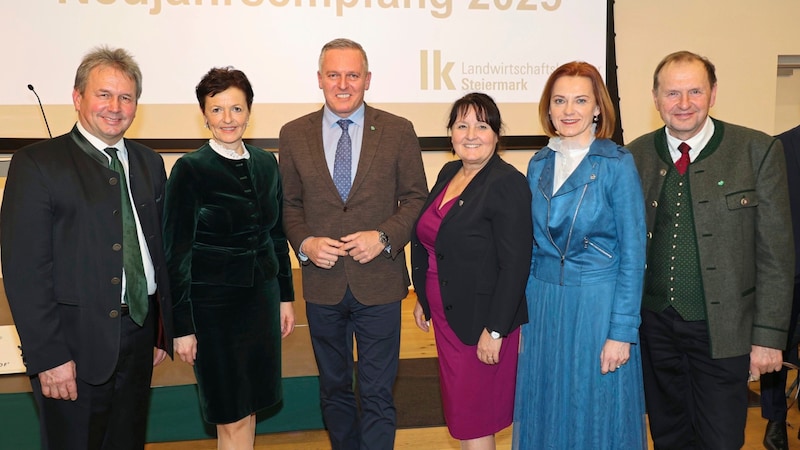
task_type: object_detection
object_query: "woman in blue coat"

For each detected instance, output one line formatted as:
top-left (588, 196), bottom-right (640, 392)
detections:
top-left (513, 62), bottom-right (647, 449)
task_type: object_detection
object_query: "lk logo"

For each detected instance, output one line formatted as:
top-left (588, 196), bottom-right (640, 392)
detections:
top-left (420, 50), bottom-right (455, 90)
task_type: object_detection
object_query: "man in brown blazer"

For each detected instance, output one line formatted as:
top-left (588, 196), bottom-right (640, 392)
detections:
top-left (278, 38), bottom-right (428, 449)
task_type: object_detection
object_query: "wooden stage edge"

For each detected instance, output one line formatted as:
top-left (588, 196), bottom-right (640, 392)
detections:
top-left (0, 271), bottom-right (437, 393)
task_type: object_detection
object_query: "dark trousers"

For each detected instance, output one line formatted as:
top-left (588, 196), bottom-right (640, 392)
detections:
top-left (31, 305), bottom-right (156, 450)
top-left (760, 281), bottom-right (800, 421)
top-left (641, 307), bottom-right (749, 450)
top-left (306, 287), bottom-right (402, 450)
top-left (761, 368), bottom-right (790, 421)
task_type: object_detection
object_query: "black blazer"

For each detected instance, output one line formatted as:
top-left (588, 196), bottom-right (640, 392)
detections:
top-left (780, 124), bottom-right (800, 281)
top-left (410, 153), bottom-right (532, 345)
top-left (0, 127), bottom-right (174, 385)
top-left (779, 124), bottom-right (800, 348)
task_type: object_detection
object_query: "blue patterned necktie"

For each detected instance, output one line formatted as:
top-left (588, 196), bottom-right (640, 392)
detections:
top-left (104, 147), bottom-right (148, 326)
top-left (333, 119), bottom-right (353, 201)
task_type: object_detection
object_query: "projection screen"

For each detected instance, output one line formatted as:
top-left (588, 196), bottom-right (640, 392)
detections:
top-left (1, 0), bottom-right (609, 146)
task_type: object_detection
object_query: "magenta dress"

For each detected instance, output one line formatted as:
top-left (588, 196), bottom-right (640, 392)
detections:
top-left (416, 187), bottom-right (521, 440)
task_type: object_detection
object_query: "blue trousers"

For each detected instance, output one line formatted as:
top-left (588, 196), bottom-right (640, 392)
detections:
top-left (306, 287), bottom-right (402, 450)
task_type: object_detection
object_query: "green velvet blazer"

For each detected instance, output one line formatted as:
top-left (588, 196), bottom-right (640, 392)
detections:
top-left (163, 143), bottom-right (294, 336)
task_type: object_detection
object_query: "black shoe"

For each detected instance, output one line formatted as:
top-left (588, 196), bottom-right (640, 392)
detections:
top-left (764, 419), bottom-right (788, 450)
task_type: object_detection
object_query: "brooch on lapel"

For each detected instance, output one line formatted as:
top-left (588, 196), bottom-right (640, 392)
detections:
top-left (370, 126), bottom-right (375, 131)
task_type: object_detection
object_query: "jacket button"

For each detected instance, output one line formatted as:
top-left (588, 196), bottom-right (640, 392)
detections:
top-left (651, 200), bottom-right (658, 208)
top-left (647, 232), bottom-right (653, 239)
top-left (740, 198), bottom-right (749, 206)
top-left (109, 177), bottom-right (118, 186)
top-left (445, 305), bottom-right (453, 311)
top-left (112, 210), bottom-right (120, 216)
top-left (111, 277), bottom-right (121, 285)
top-left (437, 254), bottom-right (444, 260)
top-left (343, 206), bottom-right (348, 212)
top-left (659, 169), bottom-right (667, 177)
top-left (109, 310), bottom-right (119, 318)
top-left (440, 280), bottom-right (448, 287)
top-left (112, 243), bottom-right (122, 251)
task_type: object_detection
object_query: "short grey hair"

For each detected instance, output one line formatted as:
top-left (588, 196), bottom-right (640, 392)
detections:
top-left (74, 46), bottom-right (143, 100)
top-left (318, 38), bottom-right (369, 73)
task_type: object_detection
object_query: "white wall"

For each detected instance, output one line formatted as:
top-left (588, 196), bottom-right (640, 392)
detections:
top-left (615, 0), bottom-right (800, 141)
top-left (775, 69), bottom-right (800, 134)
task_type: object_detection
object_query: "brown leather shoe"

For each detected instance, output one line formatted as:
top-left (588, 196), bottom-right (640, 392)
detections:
top-left (764, 419), bottom-right (788, 450)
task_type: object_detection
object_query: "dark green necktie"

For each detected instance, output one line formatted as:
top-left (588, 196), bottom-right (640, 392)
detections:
top-left (105, 147), bottom-right (148, 326)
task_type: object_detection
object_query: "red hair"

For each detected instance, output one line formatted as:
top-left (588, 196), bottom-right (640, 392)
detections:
top-left (539, 61), bottom-right (616, 139)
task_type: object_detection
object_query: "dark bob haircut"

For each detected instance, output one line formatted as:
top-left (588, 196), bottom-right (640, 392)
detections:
top-left (447, 92), bottom-right (504, 153)
top-left (195, 67), bottom-right (254, 111)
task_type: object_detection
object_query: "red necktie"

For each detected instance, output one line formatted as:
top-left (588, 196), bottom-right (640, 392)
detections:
top-left (675, 142), bottom-right (691, 175)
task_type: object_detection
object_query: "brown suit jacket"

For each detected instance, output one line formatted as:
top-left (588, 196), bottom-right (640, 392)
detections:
top-left (279, 105), bottom-right (428, 305)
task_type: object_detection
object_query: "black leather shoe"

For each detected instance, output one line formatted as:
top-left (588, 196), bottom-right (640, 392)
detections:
top-left (764, 419), bottom-right (788, 450)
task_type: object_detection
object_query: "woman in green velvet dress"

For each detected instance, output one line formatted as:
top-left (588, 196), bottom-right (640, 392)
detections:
top-left (163, 67), bottom-right (295, 449)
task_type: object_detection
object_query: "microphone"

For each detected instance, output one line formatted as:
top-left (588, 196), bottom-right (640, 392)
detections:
top-left (28, 84), bottom-right (52, 139)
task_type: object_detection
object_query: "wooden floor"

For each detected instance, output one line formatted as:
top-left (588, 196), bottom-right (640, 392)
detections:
top-left (142, 294), bottom-right (800, 450)
top-left (2, 276), bottom-right (799, 449)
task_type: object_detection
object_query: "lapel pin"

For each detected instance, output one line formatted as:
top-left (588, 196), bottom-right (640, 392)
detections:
top-left (370, 126), bottom-right (375, 131)
top-left (718, 180), bottom-right (724, 186)
top-left (458, 199), bottom-right (464, 206)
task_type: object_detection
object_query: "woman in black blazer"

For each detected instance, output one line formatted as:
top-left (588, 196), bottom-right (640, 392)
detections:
top-left (410, 93), bottom-right (532, 449)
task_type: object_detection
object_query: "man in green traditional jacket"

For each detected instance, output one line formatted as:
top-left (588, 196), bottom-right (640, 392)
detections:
top-left (628, 50), bottom-right (794, 450)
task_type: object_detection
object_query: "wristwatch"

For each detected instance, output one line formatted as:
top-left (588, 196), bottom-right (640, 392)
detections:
top-left (489, 330), bottom-right (501, 339)
top-left (377, 230), bottom-right (389, 246)
top-left (376, 230), bottom-right (392, 255)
